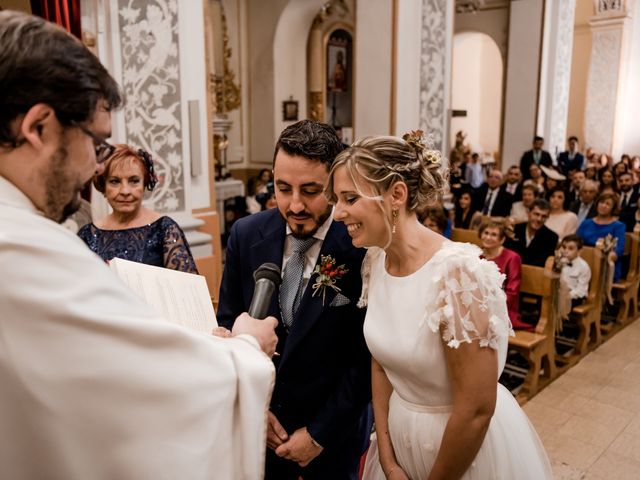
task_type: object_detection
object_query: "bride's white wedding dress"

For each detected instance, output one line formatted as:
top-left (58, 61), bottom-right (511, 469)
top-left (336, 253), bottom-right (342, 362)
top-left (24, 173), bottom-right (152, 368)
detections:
top-left (361, 242), bottom-right (552, 479)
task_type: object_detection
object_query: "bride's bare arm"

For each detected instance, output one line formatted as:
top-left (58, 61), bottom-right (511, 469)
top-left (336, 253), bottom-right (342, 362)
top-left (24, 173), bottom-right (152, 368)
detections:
top-left (426, 339), bottom-right (497, 480)
top-left (371, 358), bottom-right (408, 479)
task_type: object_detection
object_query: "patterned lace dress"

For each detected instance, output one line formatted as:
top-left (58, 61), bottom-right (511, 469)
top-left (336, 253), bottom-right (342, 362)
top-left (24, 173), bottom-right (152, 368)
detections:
top-left (78, 216), bottom-right (198, 274)
top-left (361, 242), bottom-right (552, 479)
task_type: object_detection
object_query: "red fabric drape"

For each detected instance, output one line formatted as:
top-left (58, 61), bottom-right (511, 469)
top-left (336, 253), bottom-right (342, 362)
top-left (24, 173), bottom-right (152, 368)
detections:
top-left (30, 0), bottom-right (82, 39)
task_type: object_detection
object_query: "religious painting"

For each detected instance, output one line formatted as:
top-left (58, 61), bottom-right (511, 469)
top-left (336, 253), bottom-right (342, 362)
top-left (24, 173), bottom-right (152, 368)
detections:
top-left (327, 42), bottom-right (347, 92)
top-left (325, 29), bottom-right (352, 127)
top-left (282, 98), bottom-right (299, 121)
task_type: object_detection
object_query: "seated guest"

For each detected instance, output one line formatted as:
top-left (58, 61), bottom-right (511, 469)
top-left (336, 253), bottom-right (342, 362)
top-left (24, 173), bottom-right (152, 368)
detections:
top-left (510, 183), bottom-right (539, 224)
top-left (559, 235), bottom-right (591, 308)
top-left (557, 136), bottom-right (584, 175)
top-left (529, 163), bottom-right (546, 194)
top-left (617, 171), bottom-right (639, 231)
top-left (78, 145), bottom-right (198, 273)
top-left (584, 164), bottom-right (598, 181)
top-left (613, 161), bottom-right (628, 178)
top-left (501, 165), bottom-right (523, 201)
top-left (577, 192), bottom-right (626, 281)
top-left (540, 165), bottom-right (566, 197)
top-left (453, 188), bottom-right (480, 229)
top-left (246, 169), bottom-right (273, 214)
top-left (546, 187), bottom-right (578, 240)
top-left (479, 219), bottom-right (530, 331)
top-left (421, 205), bottom-right (451, 238)
top-left (566, 169), bottom-right (586, 207)
top-left (598, 168), bottom-right (618, 194)
top-left (505, 198), bottom-right (558, 267)
top-left (570, 179), bottom-right (599, 227)
top-left (475, 169), bottom-right (513, 217)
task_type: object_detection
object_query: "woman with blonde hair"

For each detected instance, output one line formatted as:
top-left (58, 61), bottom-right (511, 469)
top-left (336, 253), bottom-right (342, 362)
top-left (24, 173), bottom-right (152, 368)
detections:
top-left (327, 132), bottom-right (551, 479)
top-left (78, 145), bottom-right (198, 273)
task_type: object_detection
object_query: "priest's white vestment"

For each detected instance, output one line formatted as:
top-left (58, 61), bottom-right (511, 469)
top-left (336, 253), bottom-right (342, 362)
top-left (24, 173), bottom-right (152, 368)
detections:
top-left (0, 176), bottom-right (275, 480)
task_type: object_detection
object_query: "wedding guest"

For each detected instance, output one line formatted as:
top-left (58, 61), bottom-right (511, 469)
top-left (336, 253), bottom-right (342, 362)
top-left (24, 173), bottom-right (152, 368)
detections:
top-left (479, 219), bottom-right (529, 331)
top-left (613, 161), bottom-right (628, 178)
top-left (465, 152), bottom-right (484, 189)
top-left (520, 136), bottom-right (553, 180)
top-left (510, 183), bottom-right (539, 224)
top-left (566, 169), bottom-right (586, 206)
top-left (454, 188), bottom-right (480, 229)
top-left (570, 179), bottom-right (599, 227)
top-left (557, 136), bottom-right (584, 175)
top-left (505, 199), bottom-right (558, 267)
top-left (598, 168), bottom-right (618, 194)
top-left (559, 235), bottom-right (591, 308)
top-left (501, 165), bottom-right (523, 201)
top-left (328, 131), bottom-right (552, 480)
top-left (421, 205), bottom-right (449, 236)
top-left (545, 187), bottom-right (578, 240)
top-left (618, 171), bottom-right (639, 231)
top-left (577, 192), bottom-right (625, 281)
top-left (78, 145), bottom-right (198, 273)
top-left (529, 163), bottom-right (546, 193)
top-left (475, 169), bottom-right (513, 217)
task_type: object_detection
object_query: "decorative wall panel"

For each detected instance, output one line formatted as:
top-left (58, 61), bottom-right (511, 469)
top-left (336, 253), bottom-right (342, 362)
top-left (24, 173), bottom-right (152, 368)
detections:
top-left (584, 28), bottom-right (622, 154)
top-left (117, 0), bottom-right (185, 212)
top-left (419, 0), bottom-right (449, 153)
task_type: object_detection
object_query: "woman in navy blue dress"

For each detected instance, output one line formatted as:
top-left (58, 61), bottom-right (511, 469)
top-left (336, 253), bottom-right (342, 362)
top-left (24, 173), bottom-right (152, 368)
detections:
top-left (78, 145), bottom-right (198, 273)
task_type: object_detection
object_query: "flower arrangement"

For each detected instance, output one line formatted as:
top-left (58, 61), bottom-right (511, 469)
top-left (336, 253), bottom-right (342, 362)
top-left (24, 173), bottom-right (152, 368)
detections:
top-left (311, 255), bottom-right (349, 304)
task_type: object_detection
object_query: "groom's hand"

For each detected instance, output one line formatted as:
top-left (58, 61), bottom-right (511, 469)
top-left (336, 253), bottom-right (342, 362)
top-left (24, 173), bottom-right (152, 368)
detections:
top-left (266, 411), bottom-right (289, 450)
top-left (275, 427), bottom-right (323, 467)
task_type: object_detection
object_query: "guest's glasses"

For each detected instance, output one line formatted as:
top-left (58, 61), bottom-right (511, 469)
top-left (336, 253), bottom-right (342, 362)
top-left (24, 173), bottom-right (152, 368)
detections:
top-left (73, 123), bottom-right (116, 164)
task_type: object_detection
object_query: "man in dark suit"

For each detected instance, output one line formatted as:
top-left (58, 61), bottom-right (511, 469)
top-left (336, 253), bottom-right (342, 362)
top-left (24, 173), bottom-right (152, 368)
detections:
top-left (520, 136), bottom-right (553, 180)
top-left (557, 136), bottom-right (585, 176)
top-left (569, 179), bottom-right (599, 227)
top-left (217, 120), bottom-right (371, 480)
top-left (501, 165), bottom-right (523, 201)
top-left (565, 169), bottom-right (586, 207)
top-left (618, 171), bottom-right (639, 231)
top-left (505, 199), bottom-right (558, 266)
top-left (475, 169), bottom-right (514, 217)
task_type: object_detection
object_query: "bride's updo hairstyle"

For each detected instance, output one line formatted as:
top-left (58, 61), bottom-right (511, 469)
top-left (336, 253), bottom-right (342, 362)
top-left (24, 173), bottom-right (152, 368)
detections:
top-left (326, 130), bottom-right (448, 213)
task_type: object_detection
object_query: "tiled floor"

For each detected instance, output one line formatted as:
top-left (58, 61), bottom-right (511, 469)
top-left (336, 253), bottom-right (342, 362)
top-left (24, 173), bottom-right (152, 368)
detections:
top-left (524, 320), bottom-right (640, 479)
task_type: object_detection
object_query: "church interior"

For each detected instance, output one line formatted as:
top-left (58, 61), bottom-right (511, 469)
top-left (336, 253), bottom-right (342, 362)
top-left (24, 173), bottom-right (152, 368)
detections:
top-left (3, 0), bottom-right (640, 478)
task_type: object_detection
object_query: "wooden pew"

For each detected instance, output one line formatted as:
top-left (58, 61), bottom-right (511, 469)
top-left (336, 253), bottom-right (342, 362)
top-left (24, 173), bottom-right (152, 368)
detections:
top-left (569, 244), bottom-right (605, 357)
top-left (611, 232), bottom-right (639, 325)
top-left (451, 227), bottom-right (482, 247)
top-left (508, 256), bottom-right (558, 402)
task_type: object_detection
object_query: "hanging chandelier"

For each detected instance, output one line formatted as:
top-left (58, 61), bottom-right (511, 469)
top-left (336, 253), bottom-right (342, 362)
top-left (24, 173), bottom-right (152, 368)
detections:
top-left (455, 0), bottom-right (486, 14)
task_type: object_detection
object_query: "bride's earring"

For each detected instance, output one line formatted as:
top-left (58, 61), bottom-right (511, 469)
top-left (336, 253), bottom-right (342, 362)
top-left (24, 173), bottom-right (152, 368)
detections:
top-left (392, 208), bottom-right (399, 234)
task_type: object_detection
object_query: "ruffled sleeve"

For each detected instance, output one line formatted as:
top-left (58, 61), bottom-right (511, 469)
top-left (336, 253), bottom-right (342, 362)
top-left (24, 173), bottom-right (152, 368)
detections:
top-left (426, 243), bottom-right (514, 350)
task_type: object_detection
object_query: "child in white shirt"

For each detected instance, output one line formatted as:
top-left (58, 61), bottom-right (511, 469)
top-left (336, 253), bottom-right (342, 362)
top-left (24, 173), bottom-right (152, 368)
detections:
top-left (560, 234), bottom-right (591, 307)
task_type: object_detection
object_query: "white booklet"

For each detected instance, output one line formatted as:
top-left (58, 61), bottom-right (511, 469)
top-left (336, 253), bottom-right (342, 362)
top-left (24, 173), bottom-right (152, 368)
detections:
top-left (109, 257), bottom-right (217, 334)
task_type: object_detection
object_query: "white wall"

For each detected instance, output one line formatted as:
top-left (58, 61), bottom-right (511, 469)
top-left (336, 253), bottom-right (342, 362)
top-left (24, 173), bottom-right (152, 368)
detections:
top-left (450, 32), bottom-right (502, 156)
top-left (393, 0), bottom-right (422, 136)
top-left (354, 0), bottom-right (393, 138)
top-left (502, 0), bottom-right (544, 169)
top-left (621, 0), bottom-right (640, 156)
top-left (272, 0), bottom-right (326, 141)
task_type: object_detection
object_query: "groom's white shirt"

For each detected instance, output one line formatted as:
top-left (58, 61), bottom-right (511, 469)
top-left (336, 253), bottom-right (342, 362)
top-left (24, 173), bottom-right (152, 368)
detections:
top-left (0, 175), bottom-right (274, 480)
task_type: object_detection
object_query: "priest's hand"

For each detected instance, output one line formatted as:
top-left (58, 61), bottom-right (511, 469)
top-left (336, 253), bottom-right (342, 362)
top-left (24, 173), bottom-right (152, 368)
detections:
top-left (232, 313), bottom-right (278, 357)
top-left (266, 411), bottom-right (289, 450)
top-left (275, 427), bottom-right (323, 467)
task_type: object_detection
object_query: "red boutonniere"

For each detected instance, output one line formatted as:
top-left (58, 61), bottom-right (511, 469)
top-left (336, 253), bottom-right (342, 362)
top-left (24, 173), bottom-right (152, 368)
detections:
top-left (311, 255), bottom-right (349, 304)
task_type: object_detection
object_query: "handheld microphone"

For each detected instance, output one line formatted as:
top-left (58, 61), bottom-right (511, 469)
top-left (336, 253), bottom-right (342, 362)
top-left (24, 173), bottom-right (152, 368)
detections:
top-left (248, 263), bottom-right (282, 319)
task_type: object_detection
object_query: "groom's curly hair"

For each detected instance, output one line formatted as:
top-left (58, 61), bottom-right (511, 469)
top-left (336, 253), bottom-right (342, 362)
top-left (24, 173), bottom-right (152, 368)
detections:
top-left (273, 120), bottom-right (344, 171)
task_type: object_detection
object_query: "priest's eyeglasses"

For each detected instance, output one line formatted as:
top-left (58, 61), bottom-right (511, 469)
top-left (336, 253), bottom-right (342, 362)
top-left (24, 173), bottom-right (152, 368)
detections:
top-left (74, 123), bottom-right (116, 164)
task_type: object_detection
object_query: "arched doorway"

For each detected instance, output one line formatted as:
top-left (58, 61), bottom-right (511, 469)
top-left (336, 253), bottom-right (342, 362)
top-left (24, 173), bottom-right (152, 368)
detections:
top-left (450, 31), bottom-right (503, 163)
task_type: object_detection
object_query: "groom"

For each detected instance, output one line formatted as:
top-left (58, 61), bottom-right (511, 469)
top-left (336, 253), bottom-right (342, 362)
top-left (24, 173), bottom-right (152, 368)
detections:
top-left (217, 120), bottom-right (371, 480)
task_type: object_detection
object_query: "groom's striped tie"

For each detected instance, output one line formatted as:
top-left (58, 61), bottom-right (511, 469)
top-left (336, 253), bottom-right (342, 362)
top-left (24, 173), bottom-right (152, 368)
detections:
top-left (280, 237), bottom-right (316, 328)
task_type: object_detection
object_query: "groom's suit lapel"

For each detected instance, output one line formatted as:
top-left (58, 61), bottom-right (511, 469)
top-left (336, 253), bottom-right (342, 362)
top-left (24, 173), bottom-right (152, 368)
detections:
top-left (280, 221), bottom-right (352, 366)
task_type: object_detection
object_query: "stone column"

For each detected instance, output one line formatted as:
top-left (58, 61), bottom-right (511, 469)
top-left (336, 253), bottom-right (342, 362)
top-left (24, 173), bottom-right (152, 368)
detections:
top-left (419, 0), bottom-right (454, 154)
top-left (584, 0), bottom-right (636, 158)
top-left (537, 0), bottom-right (578, 159)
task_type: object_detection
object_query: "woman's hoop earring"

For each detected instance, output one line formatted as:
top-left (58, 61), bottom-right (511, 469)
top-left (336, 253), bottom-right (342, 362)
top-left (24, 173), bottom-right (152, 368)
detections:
top-left (392, 208), bottom-right (399, 234)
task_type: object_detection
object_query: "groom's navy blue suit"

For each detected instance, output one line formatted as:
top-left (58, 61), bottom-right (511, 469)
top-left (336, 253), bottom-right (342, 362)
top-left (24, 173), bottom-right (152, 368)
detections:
top-left (217, 208), bottom-right (371, 480)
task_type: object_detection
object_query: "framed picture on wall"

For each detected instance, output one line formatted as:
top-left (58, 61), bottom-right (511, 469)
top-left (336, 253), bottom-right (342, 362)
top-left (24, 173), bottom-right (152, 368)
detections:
top-left (327, 43), bottom-right (347, 92)
top-left (282, 99), bottom-right (299, 121)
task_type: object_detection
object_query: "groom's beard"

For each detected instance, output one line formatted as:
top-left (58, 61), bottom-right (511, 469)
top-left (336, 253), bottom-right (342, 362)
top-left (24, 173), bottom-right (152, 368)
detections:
top-left (284, 205), bottom-right (332, 240)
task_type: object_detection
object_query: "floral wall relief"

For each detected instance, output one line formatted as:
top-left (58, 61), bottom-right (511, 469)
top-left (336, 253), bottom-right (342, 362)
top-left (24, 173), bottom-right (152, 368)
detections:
top-left (118, 0), bottom-right (185, 212)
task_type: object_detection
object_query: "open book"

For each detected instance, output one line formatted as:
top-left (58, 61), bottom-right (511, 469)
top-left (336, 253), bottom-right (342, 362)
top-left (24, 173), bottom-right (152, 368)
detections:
top-left (110, 257), bottom-right (217, 334)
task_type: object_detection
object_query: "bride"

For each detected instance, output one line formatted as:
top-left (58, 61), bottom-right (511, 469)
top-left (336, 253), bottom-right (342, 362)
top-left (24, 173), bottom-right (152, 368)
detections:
top-left (326, 132), bottom-right (552, 479)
